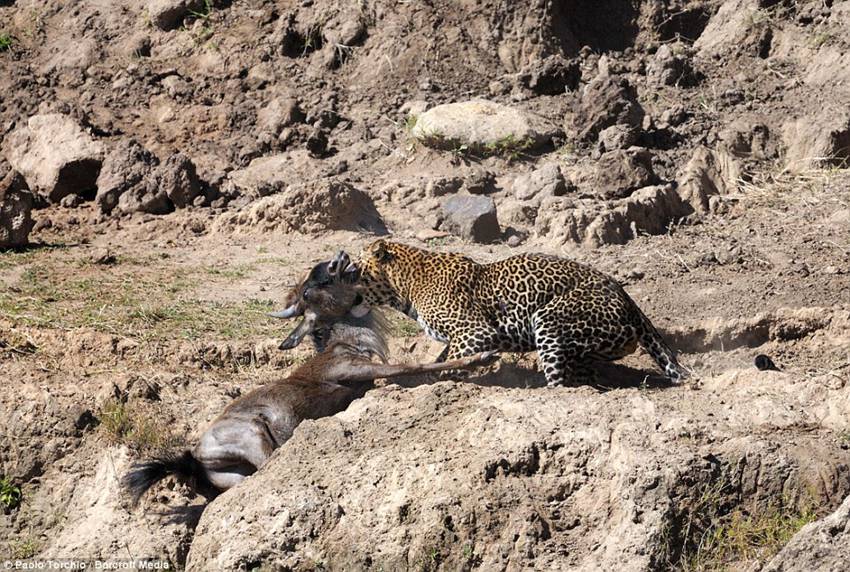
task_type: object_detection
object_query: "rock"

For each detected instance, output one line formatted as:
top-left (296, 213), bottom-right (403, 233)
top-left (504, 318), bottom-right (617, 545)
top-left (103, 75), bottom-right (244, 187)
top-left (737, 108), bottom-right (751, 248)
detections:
top-left (324, 17), bottom-right (367, 47)
top-left (519, 55), bottom-right (581, 95)
top-left (186, 378), bottom-right (850, 571)
top-left (513, 164), bottom-right (568, 202)
top-left (0, 170), bottom-right (35, 248)
top-left (416, 229), bottom-right (451, 242)
top-left (782, 110), bottom-right (850, 172)
top-left (646, 44), bottom-right (699, 87)
top-left (463, 170), bottom-right (497, 195)
top-left (125, 34), bottom-right (151, 58)
top-left (411, 100), bottom-right (560, 152)
top-left (441, 194), bottom-right (500, 243)
top-left (677, 146), bottom-right (742, 212)
top-left (153, 153), bottom-right (202, 208)
top-left (213, 180), bottom-right (386, 235)
top-left (597, 124), bottom-right (639, 152)
top-left (39, 446), bottom-right (199, 564)
top-left (719, 117), bottom-right (776, 160)
top-left (147, 0), bottom-right (202, 31)
top-left (257, 96), bottom-right (305, 135)
top-left (763, 493), bottom-right (850, 572)
top-left (117, 183), bottom-right (172, 215)
top-left (3, 113), bottom-right (104, 203)
top-left (694, 0), bottom-right (761, 58)
top-left (227, 151), bottom-right (320, 201)
top-left (424, 176), bottom-right (463, 198)
top-left (307, 127), bottom-right (330, 156)
top-left (535, 185), bottom-right (690, 247)
top-left (59, 194), bottom-right (83, 208)
top-left (570, 76), bottom-right (645, 143)
top-left (95, 139), bottom-right (159, 215)
top-left (587, 149), bottom-right (659, 200)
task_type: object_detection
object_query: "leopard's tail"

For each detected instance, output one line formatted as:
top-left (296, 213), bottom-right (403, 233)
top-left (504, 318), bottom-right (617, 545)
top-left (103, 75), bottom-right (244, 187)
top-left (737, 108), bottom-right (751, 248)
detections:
top-left (635, 307), bottom-right (689, 383)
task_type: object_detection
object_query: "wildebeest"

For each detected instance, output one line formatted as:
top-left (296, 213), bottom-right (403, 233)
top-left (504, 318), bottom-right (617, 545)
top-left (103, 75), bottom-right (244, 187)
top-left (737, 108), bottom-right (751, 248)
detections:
top-left (123, 253), bottom-right (498, 502)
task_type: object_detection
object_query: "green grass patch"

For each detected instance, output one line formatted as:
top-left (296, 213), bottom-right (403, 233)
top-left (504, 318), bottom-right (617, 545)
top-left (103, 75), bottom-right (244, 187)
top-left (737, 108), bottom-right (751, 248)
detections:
top-left (683, 503), bottom-right (818, 571)
top-left (668, 476), bottom-right (820, 571)
top-left (0, 476), bottom-right (22, 510)
top-left (0, 32), bottom-right (14, 52)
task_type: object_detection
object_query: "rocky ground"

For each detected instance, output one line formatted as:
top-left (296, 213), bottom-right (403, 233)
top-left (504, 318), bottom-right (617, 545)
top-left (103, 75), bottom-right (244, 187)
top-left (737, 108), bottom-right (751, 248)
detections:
top-left (1, 0), bottom-right (850, 570)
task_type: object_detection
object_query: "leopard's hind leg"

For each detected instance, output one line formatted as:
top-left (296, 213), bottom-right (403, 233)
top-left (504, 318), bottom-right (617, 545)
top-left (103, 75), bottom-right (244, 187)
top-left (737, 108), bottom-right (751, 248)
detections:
top-left (533, 294), bottom-right (641, 387)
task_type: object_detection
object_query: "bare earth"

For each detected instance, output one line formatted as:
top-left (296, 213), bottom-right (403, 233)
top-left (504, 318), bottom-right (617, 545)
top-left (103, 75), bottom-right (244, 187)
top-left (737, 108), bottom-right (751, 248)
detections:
top-left (1, 0), bottom-right (850, 570)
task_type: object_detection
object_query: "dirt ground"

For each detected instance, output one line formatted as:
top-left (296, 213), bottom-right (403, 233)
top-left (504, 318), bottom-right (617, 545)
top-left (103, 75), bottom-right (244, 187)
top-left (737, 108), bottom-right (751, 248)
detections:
top-left (2, 0), bottom-right (850, 570)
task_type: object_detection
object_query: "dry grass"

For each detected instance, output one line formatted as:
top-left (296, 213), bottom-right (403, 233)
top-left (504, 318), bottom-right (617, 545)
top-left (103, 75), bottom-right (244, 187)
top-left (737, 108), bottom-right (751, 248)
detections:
top-left (668, 475), bottom-right (820, 572)
top-left (0, 253), bottom-right (280, 342)
top-left (683, 503), bottom-right (817, 571)
top-left (98, 400), bottom-right (179, 453)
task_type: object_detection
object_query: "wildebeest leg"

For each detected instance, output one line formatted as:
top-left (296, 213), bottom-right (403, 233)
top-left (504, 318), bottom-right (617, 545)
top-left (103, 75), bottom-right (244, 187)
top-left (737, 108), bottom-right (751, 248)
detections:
top-left (326, 350), bottom-right (499, 383)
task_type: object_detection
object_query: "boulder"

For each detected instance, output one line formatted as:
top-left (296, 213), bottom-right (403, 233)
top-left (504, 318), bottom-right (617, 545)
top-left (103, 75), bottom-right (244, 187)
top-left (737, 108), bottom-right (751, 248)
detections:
top-left (411, 100), bottom-right (560, 152)
top-left (213, 180), bottom-right (386, 235)
top-left (147, 0), bottom-right (203, 31)
top-left (570, 76), bottom-right (644, 144)
top-left (440, 194), bottom-right (500, 243)
top-left (677, 146), bottom-right (742, 212)
top-left (155, 153), bottom-right (203, 208)
top-left (782, 110), bottom-right (850, 172)
top-left (587, 149), bottom-right (658, 200)
top-left (763, 493), bottom-right (850, 572)
top-left (513, 164), bottom-right (568, 202)
top-left (95, 140), bottom-right (159, 214)
top-left (534, 185), bottom-right (690, 247)
top-left (0, 170), bottom-right (35, 248)
top-left (694, 0), bottom-right (761, 58)
top-left (3, 113), bottom-right (104, 203)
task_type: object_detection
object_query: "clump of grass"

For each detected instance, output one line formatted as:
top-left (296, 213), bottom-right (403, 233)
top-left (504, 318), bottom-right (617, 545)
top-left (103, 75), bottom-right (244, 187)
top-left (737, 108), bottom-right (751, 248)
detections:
top-left (387, 312), bottom-right (421, 338)
top-left (404, 114), bottom-right (419, 133)
top-left (667, 475), bottom-right (821, 571)
top-left (684, 503), bottom-right (818, 571)
top-left (0, 476), bottom-right (22, 510)
top-left (482, 134), bottom-right (535, 160)
top-left (0, 32), bottom-right (14, 52)
top-left (9, 536), bottom-right (40, 558)
top-left (99, 400), bottom-right (177, 452)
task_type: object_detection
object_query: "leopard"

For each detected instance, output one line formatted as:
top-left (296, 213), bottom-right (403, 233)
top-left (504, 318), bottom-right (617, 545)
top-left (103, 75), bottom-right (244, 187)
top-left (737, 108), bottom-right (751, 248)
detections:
top-left (346, 239), bottom-right (688, 387)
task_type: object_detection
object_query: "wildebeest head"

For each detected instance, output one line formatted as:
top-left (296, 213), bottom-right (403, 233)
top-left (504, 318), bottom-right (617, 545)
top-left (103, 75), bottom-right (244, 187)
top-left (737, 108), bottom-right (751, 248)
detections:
top-left (269, 251), bottom-right (367, 349)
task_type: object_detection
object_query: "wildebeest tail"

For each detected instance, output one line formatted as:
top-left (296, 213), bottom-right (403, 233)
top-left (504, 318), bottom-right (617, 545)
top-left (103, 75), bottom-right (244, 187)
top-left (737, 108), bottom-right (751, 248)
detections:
top-left (122, 450), bottom-right (212, 504)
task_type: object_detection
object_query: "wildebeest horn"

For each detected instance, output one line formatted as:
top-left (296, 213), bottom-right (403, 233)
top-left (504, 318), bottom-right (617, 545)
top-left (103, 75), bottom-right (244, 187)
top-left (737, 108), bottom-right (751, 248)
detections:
top-left (267, 303), bottom-right (301, 319)
top-left (278, 314), bottom-right (316, 350)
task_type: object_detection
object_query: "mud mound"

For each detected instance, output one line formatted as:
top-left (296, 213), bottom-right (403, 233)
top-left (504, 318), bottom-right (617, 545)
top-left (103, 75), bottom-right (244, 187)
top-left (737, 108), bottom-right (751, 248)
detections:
top-left (212, 180), bottom-right (386, 235)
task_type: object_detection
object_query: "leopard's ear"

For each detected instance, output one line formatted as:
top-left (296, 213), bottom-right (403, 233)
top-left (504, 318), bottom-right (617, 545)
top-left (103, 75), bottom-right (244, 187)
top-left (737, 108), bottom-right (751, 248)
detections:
top-left (372, 240), bottom-right (392, 263)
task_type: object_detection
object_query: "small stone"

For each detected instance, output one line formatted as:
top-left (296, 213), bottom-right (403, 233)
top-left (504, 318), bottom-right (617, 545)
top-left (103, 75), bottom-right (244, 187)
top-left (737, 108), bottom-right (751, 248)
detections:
top-left (148, 0), bottom-right (202, 31)
top-left (0, 171), bottom-right (35, 248)
top-left (90, 248), bottom-right (117, 265)
top-left (507, 234), bottom-right (523, 247)
top-left (513, 164), bottom-right (567, 201)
